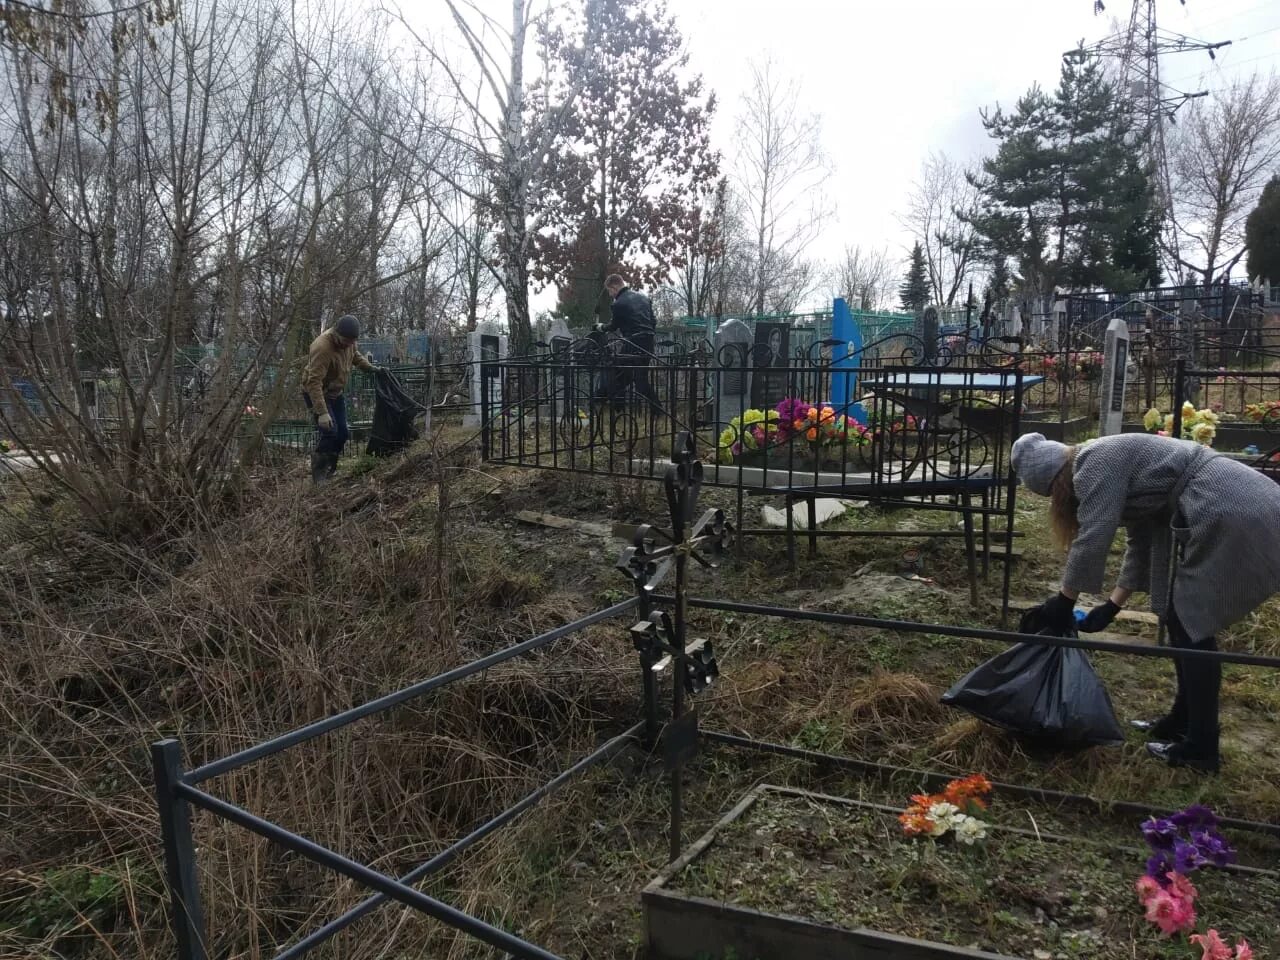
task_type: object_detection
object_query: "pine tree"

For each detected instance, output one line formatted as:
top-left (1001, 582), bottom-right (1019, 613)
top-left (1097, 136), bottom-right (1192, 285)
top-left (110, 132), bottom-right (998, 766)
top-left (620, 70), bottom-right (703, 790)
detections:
top-left (967, 50), bottom-right (1161, 295)
top-left (1245, 175), bottom-right (1280, 284)
top-left (900, 243), bottom-right (930, 311)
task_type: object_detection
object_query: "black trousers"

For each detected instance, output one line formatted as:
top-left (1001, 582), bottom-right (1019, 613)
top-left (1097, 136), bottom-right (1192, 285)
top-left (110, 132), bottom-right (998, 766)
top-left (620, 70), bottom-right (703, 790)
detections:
top-left (1164, 607), bottom-right (1220, 762)
top-left (595, 336), bottom-right (659, 412)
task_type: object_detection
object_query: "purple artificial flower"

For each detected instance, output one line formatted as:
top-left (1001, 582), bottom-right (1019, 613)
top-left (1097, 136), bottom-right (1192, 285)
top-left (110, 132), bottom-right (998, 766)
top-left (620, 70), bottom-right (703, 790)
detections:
top-left (730, 442), bottom-right (743, 456)
top-left (1145, 854), bottom-right (1173, 883)
top-left (1171, 804), bottom-right (1219, 830)
top-left (775, 396), bottom-right (811, 425)
top-left (1141, 817), bottom-right (1179, 850)
top-left (1190, 828), bottom-right (1237, 868)
top-left (1172, 838), bottom-right (1204, 874)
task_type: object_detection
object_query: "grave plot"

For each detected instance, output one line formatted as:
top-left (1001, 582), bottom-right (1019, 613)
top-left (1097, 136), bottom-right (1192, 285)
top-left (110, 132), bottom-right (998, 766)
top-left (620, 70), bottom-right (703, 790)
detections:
top-left (646, 785), bottom-right (1280, 960)
top-left (483, 330), bottom-right (1041, 615)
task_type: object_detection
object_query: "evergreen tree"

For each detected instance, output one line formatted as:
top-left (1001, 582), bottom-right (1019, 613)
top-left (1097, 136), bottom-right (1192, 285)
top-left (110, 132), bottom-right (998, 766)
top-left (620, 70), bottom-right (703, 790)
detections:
top-left (1245, 175), bottom-right (1280, 284)
top-left (899, 243), bottom-right (930, 311)
top-left (967, 50), bottom-right (1162, 295)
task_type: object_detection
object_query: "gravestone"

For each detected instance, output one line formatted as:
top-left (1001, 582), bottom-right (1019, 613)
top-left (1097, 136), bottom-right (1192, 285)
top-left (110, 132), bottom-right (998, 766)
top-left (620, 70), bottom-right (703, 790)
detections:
top-left (547, 318), bottom-right (572, 349)
top-left (830, 296), bottom-right (867, 424)
top-left (714, 318), bottom-right (753, 426)
top-left (464, 328), bottom-right (507, 426)
top-left (1099, 317), bottom-right (1130, 436)
top-left (750, 321), bottom-right (791, 407)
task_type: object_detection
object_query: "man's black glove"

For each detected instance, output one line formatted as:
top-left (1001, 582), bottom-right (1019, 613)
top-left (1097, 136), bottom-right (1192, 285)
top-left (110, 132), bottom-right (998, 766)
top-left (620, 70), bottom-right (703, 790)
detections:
top-left (1033, 591), bottom-right (1077, 632)
top-left (1079, 600), bottom-right (1121, 633)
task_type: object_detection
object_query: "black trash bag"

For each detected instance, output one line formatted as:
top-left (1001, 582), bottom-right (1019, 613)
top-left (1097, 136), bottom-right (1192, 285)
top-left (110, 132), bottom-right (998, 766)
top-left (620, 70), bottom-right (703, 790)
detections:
top-left (366, 369), bottom-right (425, 456)
top-left (940, 607), bottom-right (1125, 747)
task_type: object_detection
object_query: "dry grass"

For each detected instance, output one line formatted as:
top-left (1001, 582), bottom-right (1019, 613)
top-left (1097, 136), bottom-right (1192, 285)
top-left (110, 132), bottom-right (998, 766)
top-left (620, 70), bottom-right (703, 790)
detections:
top-left (0, 437), bottom-right (640, 960)
top-left (2, 432), bottom-right (1278, 960)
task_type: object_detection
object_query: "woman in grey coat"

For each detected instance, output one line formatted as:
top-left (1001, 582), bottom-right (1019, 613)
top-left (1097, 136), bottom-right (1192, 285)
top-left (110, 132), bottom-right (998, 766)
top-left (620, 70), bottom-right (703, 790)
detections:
top-left (1011, 431), bottom-right (1280, 773)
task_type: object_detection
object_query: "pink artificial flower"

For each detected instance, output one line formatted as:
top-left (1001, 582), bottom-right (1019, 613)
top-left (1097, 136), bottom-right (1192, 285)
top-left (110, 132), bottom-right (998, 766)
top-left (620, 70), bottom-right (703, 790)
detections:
top-left (1236, 939), bottom-right (1253, 960)
top-left (1167, 872), bottom-right (1198, 902)
top-left (1156, 430), bottom-right (1168, 437)
top-left (1189, 929), bottom-right (1232, 960)
top-left (1145, 890), bottom-right (1196, 937)
top-left (1135, 875), bottom-right (1160, 905)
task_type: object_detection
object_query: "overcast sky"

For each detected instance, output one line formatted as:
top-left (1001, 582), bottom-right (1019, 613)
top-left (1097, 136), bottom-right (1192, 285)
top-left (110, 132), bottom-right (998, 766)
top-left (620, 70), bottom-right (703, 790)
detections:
top-left (411, 0), bottom-right (1280, 313)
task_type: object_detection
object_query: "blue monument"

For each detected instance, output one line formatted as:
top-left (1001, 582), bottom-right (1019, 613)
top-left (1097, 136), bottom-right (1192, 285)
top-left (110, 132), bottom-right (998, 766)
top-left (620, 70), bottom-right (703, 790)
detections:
top-left (830, 297), bottom-right (866, 423)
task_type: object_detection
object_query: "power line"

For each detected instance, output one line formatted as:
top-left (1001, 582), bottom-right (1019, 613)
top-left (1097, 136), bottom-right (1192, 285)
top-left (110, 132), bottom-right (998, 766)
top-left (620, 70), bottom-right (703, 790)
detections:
top-left (1163, 46), bottom-right (1280, 87)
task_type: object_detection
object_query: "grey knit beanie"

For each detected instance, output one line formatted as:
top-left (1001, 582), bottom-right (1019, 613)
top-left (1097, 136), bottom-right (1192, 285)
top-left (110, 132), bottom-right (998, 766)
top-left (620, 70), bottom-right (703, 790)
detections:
top-left (334, 314), bottom-right (360, 340)
top-left (1011, 432), bottom-right (1069, 496)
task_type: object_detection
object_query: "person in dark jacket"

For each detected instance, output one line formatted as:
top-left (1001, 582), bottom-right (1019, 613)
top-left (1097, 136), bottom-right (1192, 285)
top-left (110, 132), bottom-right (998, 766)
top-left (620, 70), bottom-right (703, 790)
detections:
top-left (595, 274), bottom-right (660, 414)
top-left (302, 314), bottom-right (379, 484)
top-left (1012, 431), bottom-right (1280, 773)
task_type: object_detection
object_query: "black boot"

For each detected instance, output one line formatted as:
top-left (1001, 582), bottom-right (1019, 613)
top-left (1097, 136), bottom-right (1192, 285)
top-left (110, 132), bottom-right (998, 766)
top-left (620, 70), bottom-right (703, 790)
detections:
top-left (1147, 641), bottom-right (1220, 774)
top-left (1131, 655), bottom-right (1188, 740)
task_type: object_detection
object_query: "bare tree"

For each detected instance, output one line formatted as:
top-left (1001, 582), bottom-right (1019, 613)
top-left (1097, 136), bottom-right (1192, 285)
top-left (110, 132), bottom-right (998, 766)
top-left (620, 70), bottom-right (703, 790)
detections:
top-left (900, 152), bottom-right (980, 307)
top-left (830, 244), bottom-right (895, 312)
top-left (400, 0), bottom-right (602, 354)
top-left (0, 0), bottom-right (455, 536)
top-left (1168, 71), bottom-right (1280, 286)
top-left (733, 57), bottom-right (830, 315)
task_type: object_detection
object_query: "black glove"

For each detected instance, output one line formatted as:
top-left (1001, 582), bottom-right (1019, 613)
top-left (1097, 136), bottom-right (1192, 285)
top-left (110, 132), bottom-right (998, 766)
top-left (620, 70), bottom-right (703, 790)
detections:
top-left (1033, 591), bottom-right (1077, 631)
top-left (1079, 600), bottom-right (1120, 633)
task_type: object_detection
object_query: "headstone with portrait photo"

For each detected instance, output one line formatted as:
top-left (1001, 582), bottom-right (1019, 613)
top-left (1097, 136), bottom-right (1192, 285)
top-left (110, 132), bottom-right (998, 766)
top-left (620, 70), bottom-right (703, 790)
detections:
top-left (750, 321), bottom-right (791, 407)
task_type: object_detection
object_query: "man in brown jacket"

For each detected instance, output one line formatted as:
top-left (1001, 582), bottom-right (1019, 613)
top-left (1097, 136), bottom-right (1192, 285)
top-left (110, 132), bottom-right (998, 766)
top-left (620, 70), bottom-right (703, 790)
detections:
top-left (302, 314), bottom-right (378, 483)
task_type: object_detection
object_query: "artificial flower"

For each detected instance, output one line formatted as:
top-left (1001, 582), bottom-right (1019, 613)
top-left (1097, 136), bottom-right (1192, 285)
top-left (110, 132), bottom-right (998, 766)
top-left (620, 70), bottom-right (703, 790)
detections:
top-left (1135, 875), bottom-right (1161, 904)
top-left (1144, 889), bottom-right (1196, 937)
top-left (953, 815), bottom-right (987, 845)
top-left (1141, 818), bottom-right (1179, 850)
top-left (1168, 871), bottom-right (1198, 902)
top-left (1191, 421), bottom-right (1216, 445)
top-left (1189, 929), bottom-right (1232, 960)
top-left (926, 800), bottom-right (960, 820)
top-left (1173, 838), bottom-right (1205, 874)
top-left (1236, 939), bottom-right (1254, 960)
top-left (1172, 805), bottom-right (1220, 829)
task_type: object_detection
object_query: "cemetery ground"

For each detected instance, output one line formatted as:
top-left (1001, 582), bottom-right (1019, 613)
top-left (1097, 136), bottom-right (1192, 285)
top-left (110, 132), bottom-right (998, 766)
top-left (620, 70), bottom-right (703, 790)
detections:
top-left (1, 432), bottom-right (1278, 959)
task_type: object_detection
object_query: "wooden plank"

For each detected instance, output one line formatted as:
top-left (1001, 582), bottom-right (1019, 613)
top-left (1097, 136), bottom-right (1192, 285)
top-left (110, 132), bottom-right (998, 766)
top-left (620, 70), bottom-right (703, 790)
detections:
top-left (978, 542), bottom-right (1023, 560)
top-left (644, 889), bottom-right (1016, 960)
top-left (513, 510), bottom-right (613, 538)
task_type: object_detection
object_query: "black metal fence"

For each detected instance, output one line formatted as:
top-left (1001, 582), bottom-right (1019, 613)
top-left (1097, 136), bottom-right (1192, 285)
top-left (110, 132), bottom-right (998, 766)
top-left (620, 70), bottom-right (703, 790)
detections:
top-left (1173, 359), bottom-right (1280, 482)
top-left (481, 337), bottom-right (1032, 612)
top-left (1064, 281), bottom-right (1265, 329)
top-left (151, 435), bottom-right (1280, 960)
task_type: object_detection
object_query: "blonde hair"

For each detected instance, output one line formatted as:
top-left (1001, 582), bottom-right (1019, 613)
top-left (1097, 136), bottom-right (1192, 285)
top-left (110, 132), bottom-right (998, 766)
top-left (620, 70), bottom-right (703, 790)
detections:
top-left (1047, 446), bottom-right (1079, 550)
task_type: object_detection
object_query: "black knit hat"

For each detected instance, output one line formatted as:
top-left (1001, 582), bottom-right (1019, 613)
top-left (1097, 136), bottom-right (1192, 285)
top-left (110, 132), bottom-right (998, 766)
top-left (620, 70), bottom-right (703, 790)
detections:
top-left (334, 314), bottom-right (360, 340)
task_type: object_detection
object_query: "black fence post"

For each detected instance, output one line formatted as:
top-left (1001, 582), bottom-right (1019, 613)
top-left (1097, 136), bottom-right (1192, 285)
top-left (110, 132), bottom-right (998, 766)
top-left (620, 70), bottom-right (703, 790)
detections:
top-left (1172, 357), bottom-right (1186, 438)
top-left (151, 739), bottom-right (208, 960)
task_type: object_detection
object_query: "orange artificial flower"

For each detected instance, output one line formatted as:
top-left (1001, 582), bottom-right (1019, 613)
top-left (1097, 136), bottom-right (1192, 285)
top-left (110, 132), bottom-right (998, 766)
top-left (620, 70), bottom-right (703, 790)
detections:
top-left (805, 427), bottom-right (818, 441)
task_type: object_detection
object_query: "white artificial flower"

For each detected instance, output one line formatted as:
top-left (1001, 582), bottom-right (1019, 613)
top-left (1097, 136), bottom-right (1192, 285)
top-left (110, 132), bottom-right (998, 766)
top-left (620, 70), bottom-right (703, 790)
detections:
top-left (953, 816), bottom-right (988, 845)
top-left (926, 801), bottom-right (961, 836)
